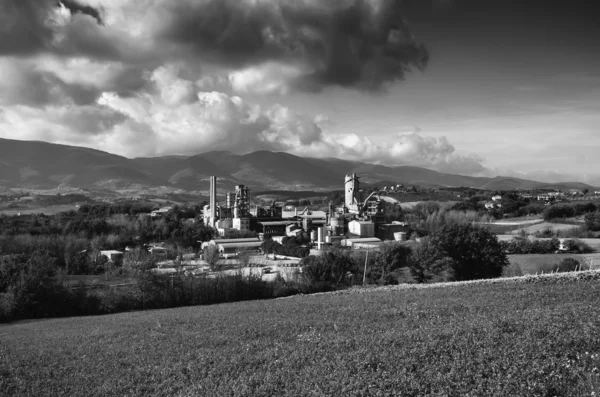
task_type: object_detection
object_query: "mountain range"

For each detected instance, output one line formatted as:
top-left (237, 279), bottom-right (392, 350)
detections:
top-left (0, 138), bottom-right (594, 193)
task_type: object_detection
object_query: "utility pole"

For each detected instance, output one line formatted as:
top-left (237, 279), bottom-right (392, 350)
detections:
top-left (362, 248), bottom-right (369, 286)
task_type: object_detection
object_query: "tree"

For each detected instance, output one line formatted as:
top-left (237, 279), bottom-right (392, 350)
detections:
top-left (407, 238), bottom-right (453, 283)
top-left (238, 250), bottom-right (252, 268)
top-left (584, 212), bottom-right (600, 231)
top-left (122, 248), bottom-right (155, 275)
top-left (430, 223), bottom-right (509, 281)
top-left (543, 205), bottom-right (575, 221)
top-left (370, 242), bottom-right (411, 284)
top-left (204, 244), bottom-right (220, 271)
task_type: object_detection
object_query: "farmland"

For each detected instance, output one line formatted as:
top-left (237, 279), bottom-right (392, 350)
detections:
top-left (2, 275), bottom-right (600, 396)
top-left (505, 253), bottom-right (600, 276)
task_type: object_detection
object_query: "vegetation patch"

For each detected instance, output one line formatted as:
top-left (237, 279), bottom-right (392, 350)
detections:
top-left (2, 277), bottom-right (600, 396)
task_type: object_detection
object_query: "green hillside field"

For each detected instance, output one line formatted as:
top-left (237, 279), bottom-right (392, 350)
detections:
top-left (2, 274), bottom-right (600, 396)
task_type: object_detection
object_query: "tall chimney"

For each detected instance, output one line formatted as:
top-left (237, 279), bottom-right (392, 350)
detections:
top-left (209, 176), bottom-right (217, 228)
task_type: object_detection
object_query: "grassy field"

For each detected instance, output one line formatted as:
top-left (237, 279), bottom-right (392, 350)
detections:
top-left (511, 221), bottom-right (581, 235)
top-left (2, 277), bottom-right (600, 396)
top-left (0, 204), bottom-right (80, 216)
top-left (506, 253), bottom-right (600, 276)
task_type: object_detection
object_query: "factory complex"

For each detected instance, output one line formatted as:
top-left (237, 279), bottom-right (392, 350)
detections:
top-left (201, 174), bottom-right (409, 258)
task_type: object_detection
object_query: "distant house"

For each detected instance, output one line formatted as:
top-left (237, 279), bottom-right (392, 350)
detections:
top-left (148, 246), bottom-right (168, 260)
top-left (491, 195), bottom-right (502, 202)
top-left (150, 207), bottom-right (172, 217)
top-left (100, 250), bottom-right (124, 266)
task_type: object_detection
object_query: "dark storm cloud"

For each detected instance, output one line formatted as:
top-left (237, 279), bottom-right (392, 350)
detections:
top-left (0, 0), bottom-right (54, 55)
top-left (0, 0), bottom-right (114, 58)
top-left (60, 0), bottom-right (103, 25)
top-left (160, 0), bottom-right (429, 91)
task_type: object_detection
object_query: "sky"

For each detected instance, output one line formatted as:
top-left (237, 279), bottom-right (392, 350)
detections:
top-left (0, 0), bottom-right (599, 184)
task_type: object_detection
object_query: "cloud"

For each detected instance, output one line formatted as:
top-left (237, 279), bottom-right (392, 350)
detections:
top-left (90, 67), bottom-right (484, 175)
top-left (0, 57), bottom-right (484, 175)
top-left (303, 131), bottom-right (487, 175)
top-left (158, 0), bottom-right (429, 91)
top-left (60, 0), bottom-right (104, 25)
top-left (95, 68), bottom-right (328, 156)
top-left (228, 62), bottom-right (306, 95)
top-left (0, 0), bottom-right (458, 176)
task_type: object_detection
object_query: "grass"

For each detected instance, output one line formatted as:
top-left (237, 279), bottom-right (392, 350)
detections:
top-left (511, 221), bottom-right (580, 235)
top-left (506, 253), bottom-right (600, 276)
top-left (2, 276), bottom-right (600, 396)
top-left (61, 274), bottom-right (137, 287)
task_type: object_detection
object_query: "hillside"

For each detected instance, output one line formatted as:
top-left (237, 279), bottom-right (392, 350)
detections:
top-left (0, 138), bottom-right (594, 192)
top-left (2, 275), bottom-right (600, 396)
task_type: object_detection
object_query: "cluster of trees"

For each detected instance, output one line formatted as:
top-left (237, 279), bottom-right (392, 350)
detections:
top-left (0, 248), bottom-right (299, 322)
top-left (584, 212), bottom-right (600, 231)
top-left (501, 237), bottom-right (560, 254)
top-left (0, 203), bottom-right (215, 276)
top-left (543, 203), bottom-right (597, 221)
top-left (301, 223), bottom-right (509, 287)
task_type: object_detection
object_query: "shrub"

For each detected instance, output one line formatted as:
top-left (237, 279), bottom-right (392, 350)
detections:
top-left (555, 258), bottom-right (581, 273)
top-left (501, 237), bottom-right (560, 254)
top-left (300, 248), bottom-right (357, 291)
top-left (564, 239), bottom-right (594, 254)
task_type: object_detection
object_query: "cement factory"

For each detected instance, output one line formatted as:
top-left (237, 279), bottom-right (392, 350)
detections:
top-left (201, 174), bottom-right (409, 258)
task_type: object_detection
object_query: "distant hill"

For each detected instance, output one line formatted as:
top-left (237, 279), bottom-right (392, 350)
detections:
top-left (0, 138), bottom-right (595, 193)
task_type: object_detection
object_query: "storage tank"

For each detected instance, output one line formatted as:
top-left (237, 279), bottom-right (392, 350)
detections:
top-left (310, 230), bottom-right (318, 242)
top-left (394, 232), bottom-right (408, 241)
top-left (317, 227), bottom-right (324, 242)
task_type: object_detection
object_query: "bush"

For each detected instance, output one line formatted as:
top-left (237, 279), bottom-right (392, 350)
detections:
top-left (300, 249), bottom-right (357, 291)
top-left (501, 237), bottom-right (560, 254)
top-left (564, 239), bottom-right (594, 254)
top-left (554, 258), bottom-right (581, 273)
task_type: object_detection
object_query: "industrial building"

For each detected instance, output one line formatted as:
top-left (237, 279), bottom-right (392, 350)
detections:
top-left (203, 178), bottom-right (251, 235)
top-left (348, 220), bottom-right (375, 238)
top-left (199, 172), bottom-right (405, 255)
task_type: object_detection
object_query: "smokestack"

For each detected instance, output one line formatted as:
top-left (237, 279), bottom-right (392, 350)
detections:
top-left (209, 176), bottom-right (217, 228)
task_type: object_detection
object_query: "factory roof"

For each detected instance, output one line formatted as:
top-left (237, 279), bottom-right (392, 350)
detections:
top-left (212, 238), bottom-right (260, 244)
top-left (218, 242), bottom-right (263, 250)
top-left (260, 221), bottom-right (294, 226)
top-left (341, 237), bottom-right (382, 245)
top-left (100, 250), bottom-right (124, 256)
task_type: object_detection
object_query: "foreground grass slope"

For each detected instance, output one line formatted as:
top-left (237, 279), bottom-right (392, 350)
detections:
top-left (2, 278), bottom-right (600, 396)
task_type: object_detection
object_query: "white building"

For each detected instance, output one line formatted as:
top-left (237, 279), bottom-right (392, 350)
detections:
top-left (348, 220), bottom-right (375, 238)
